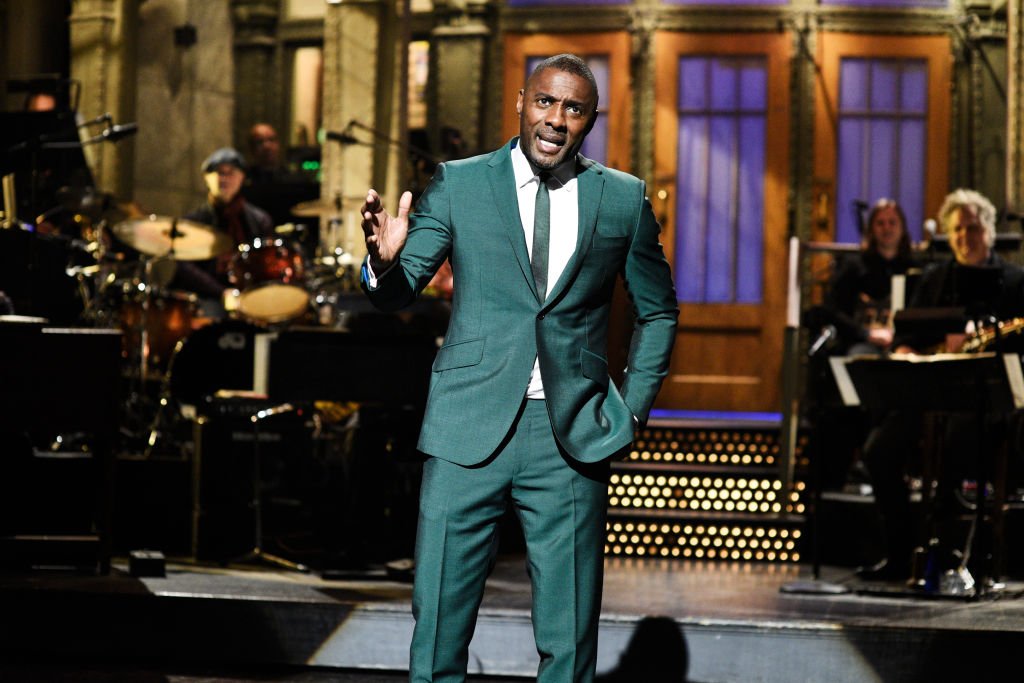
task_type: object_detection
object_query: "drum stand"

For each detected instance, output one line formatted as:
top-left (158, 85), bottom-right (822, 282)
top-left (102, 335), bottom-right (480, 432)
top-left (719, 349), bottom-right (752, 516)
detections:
top-left (117, 258), bottom-right (159, 451)
top-left (231, 403), bottom-right (309, 572)
top-left (143, 336), bottom-right (186, 459)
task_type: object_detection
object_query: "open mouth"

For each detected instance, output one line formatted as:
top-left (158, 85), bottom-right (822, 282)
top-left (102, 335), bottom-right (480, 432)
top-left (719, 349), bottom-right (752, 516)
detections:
top-left (536, 135), bottom-right (565, 155)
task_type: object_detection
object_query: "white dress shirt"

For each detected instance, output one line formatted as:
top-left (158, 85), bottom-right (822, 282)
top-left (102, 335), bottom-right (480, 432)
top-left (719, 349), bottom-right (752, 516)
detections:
top-left (511, 141), bottom-right (579, 399)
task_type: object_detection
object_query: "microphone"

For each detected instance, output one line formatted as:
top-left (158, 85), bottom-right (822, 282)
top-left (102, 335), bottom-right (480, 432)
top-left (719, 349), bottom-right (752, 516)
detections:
top-left (325, 130), bottom-right (359, 145)
top-left (923, 218), bottom-right (937, 238)
top-left (808, 324), bottom-right (837, 357)
top-left (919, 218), bottom-right (938, 258)
top-left (100, 122), bottom-right (139, 141)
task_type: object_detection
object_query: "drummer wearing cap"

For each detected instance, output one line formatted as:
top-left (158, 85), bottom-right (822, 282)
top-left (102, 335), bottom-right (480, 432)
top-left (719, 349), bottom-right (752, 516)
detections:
top-left (171, 147), bottom-right (274, 315)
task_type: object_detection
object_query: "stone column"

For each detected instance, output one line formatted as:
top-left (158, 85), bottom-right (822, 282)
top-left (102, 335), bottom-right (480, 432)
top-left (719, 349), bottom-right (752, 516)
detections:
top-left (629, 1), bottom-right (657, 183)
top-left (69, 0), bottom-right (138, 200)
top-left (430, 0), bottom-right (491, 156)
top-left (1008, 0), bottom-right (1023, 211)
top-left (230, 0), bottom-right (279, 149)
top-left (320, 0), bottom-right (409, 261)
top-left (0, 0), bottom-right (7, 108)
top-left (133, 0), bottom-right (235, 217)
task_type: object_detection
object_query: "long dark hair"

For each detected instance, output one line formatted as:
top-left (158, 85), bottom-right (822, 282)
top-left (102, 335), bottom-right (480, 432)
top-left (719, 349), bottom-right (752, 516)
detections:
top-left (864, 198), bottom-right (912, 260)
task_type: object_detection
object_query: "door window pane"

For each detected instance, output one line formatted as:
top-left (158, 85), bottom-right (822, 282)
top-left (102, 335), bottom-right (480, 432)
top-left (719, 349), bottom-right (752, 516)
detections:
top-left (834, 57), bottom-right (928, 243)
top-left (408, 41), bottom-right (429, 130)
top-left (290, 46), bottom-right (323, 148)
top-left (822, 0), bottom-right (945, 6)
top-left (675, 56), bottom-right (766, 304)
top-left (285, 0), bottom-right (326, 19)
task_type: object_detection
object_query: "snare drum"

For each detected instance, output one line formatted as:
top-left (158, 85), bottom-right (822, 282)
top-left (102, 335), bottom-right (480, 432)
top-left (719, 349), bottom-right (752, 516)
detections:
top-left (228, 238), bottom-right (309, 323)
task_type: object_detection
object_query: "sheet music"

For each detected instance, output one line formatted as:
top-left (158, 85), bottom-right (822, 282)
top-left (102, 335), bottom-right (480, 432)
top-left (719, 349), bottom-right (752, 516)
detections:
top-left (253, 332), bottom-right (276, 395)
top-left (890, 274), bottom-right (905, 314)
top-left (829, 356), bottom-right (860, 407)
top-left (1002, 354), bottom-right (1024, 409)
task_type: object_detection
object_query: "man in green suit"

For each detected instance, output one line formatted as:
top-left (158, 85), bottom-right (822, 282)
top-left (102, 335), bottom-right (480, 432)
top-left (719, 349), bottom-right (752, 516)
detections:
top-left (361, 54), bottom-right (677, 682)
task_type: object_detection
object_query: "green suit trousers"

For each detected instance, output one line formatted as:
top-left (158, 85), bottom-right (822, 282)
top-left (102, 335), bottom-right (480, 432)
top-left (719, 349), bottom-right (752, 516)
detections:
top-left (410, 399), bottom-right (610, 682)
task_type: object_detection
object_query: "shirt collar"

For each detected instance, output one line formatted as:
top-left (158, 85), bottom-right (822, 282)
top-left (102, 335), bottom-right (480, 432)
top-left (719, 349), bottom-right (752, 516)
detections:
top-left (511, 138), bottom-right (577, 193)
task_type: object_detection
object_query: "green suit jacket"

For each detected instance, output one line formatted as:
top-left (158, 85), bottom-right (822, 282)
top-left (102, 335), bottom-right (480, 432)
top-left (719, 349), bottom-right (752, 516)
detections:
top-left (365, 138), bottom-right (678, 465)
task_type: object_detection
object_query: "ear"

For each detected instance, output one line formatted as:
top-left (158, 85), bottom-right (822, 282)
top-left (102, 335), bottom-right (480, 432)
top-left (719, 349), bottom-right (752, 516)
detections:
top-left (516, 88), bottom-right (524, 115)
top-left (583, 109), bottom-right (599, 137)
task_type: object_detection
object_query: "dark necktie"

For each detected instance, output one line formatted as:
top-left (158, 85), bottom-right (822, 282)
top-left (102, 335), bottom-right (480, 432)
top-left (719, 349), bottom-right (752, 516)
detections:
top-left (532, 172), bottom-right (550, 300)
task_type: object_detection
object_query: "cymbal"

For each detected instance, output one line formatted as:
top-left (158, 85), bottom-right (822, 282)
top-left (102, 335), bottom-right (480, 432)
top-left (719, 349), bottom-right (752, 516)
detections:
top-left (291, 198), bottom-right (341, 217)
top-left (112, 215), bottom-right (233, 260)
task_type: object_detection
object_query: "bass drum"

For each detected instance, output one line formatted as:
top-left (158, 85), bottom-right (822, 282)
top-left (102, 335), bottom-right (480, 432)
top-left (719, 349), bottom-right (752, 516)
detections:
top-left (168, 318), bottom-right (261, 408)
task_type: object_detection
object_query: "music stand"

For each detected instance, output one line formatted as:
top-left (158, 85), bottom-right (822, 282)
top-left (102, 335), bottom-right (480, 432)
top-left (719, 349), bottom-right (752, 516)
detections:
top-left (830, 352), bottom-right (1024, 597)
top-left (232, 400), bottom-right (309, 573)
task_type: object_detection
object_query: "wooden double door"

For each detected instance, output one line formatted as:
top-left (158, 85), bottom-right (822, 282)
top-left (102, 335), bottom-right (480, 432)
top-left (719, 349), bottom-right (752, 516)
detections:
top-left (503, 30), bottom-right (951, 414)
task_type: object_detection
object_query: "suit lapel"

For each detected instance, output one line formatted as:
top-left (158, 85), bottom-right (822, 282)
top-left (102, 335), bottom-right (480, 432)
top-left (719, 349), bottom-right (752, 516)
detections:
top-left (487, 140), bottom-right (540, 302)
top-left (543, 156), bottom-right (604, 310)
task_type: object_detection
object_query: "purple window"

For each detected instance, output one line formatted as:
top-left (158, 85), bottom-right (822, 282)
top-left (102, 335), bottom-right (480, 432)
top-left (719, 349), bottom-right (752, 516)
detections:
top-left (821, 0), bottom-right (945, 7)
top-left (525, 55), bottom-right (610, 164)
top-left (834, 58), bottom-right (928, 243)
top-left (676, 56), bottom-right (766, 304)
top-left (509, 0), bottom-right (624, 5)
top-left (665, 0), bottom-right (786, 4)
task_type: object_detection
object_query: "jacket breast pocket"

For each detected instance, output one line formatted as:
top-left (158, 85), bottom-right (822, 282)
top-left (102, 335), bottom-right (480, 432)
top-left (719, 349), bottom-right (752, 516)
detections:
top-left (433, 338), bottom-right (484, 371)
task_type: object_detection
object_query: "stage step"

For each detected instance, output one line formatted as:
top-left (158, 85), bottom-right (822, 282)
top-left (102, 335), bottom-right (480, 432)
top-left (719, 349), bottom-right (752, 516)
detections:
top-left (609, 420), bottom-right (808, 563)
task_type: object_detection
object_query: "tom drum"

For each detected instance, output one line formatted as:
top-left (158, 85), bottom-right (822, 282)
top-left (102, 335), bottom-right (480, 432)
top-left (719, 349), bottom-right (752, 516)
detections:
top-left (228, 237), bottom-right (309, 324)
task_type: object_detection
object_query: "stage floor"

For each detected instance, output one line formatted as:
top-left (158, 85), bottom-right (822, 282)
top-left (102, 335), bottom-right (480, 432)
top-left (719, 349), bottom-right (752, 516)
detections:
top-left (2, 553), bottom-right (1024, 682)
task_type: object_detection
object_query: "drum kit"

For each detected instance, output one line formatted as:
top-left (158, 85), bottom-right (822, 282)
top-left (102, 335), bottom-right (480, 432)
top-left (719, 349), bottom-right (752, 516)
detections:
top-left (58, 200), bottom-right (360, 454)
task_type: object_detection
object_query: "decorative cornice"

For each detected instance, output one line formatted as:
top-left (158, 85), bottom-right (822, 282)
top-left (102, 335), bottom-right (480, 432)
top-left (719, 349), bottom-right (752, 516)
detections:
top-left (230, 0), bottom-right (279, 28)
top-left (231, 0), bottom-right (279, 48)
top-left (497, 5), bottom-right (962, 36)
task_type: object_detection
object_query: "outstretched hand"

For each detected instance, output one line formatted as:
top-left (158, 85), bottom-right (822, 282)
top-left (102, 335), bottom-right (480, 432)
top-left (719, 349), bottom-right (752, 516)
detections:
top-left (361, 189), bottom-right (412, 272)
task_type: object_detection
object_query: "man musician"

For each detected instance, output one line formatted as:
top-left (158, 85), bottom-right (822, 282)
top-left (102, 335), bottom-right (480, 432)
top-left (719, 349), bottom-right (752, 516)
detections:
top-left (859, 189), bottom-right (1024, 585)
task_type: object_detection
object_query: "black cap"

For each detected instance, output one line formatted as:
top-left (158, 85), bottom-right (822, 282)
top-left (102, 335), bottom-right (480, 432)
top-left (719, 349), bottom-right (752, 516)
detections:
top-left (201, 147), bottom-right (247, 174)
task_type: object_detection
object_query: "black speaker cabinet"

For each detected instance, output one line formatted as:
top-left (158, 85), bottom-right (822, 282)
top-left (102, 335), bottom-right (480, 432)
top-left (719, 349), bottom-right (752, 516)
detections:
top-left (111, 454), bottom-right (192, 557)
top-left (190, 402), bottom-right (309, 563)
top-left (0, 324), bottom-right (120, 573)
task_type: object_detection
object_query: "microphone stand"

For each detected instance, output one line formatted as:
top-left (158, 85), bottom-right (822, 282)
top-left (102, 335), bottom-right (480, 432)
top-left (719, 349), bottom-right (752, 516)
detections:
top-left (3, 112), bottom-right (135, 320)
top-left (959, 305), bottom-right (1002, 597)
top-left (231, 402), bottom-right (309, 572)
top-left (327, 119), bottom-right (439, 166)
top-left (780, 328), bottom-right (851, 595)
